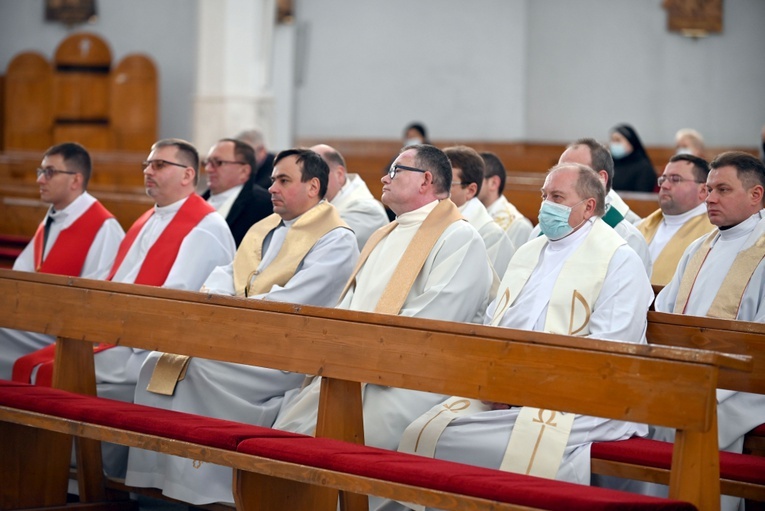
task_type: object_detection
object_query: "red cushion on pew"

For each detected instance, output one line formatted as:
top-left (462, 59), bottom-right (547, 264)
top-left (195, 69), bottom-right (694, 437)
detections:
top-left (590, 437), bottom-right (765, 485)
top-left (237, 437), bottom-right (697, 511)
top-left (750, 423), bottom-right (765, 437)
top-left (0, 379), bottom-right (305, 450)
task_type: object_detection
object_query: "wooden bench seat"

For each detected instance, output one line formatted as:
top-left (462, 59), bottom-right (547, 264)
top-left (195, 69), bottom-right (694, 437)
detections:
top-left (0, 380), bottom-right (698, 511)
top-left (0, 270), bottom-right (752, 511)
top-left (589, 311), bottom-right (765, 503)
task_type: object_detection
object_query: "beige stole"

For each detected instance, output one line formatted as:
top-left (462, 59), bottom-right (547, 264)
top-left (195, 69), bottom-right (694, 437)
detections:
top-left (673, 230), bottom-right (765, 319)
top-left (400, 220), bottom-right (623, 482)
top-left (147, 202), bottom-right (347, 395)
top-left (639, 210), bottom-right (715, 286)
top-left (339, 199), bottom-right (463, 314)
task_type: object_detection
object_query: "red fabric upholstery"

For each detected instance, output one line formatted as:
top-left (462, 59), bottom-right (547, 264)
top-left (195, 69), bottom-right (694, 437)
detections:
top-left (591, 437), bottom-right (765, 485)
top-left (0, 380), bottom-right (304, 450)
top-left (237, 436), bottom-right (697, 511)
top-left (0, 380), bottom-right (697, 511)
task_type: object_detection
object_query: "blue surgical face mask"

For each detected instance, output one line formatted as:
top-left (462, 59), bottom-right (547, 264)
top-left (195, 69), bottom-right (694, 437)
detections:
top-left (538, 199), bottom-right (585, 241)
top-left (609, 142), bottom-right (628, 159)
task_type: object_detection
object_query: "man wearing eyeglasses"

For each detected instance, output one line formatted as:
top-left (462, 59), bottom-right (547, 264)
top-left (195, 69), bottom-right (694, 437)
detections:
top-left (201, 138), bottom-right (273, 247)
top-left (0, 142), bottom-right (124, 379)
top-left (444, 145), bottom-right (515, 278)
top-left (273, 144), bottom-right (493, 490)
top-left (311, 143), bottom-right (389, 249)
top-left (637, 154), bottom-right (714, 285)
top-left (125, 148), bottom-right (359, 506)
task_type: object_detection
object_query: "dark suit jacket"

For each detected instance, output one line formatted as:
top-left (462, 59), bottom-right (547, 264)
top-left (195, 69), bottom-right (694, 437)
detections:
top-left (203, 178), bottom-right (273, 247)
top-left (252, 152), bottom-right (276, 191)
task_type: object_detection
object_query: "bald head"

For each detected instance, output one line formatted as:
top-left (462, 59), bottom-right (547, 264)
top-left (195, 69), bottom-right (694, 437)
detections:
top-left (310, 144), bottom-right (347, 202)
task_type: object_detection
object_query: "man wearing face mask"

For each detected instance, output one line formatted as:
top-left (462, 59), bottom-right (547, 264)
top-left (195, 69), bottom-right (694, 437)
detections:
top-left (526, 139), bottom-right (652, 276)
top-left (395, 164), bottom-right (652, 498)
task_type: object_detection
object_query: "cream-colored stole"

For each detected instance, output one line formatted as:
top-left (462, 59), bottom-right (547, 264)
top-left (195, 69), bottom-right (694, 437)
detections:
top-left (147, 202), bottom-right (348, 395)
top-left (639, 211), bottom-right (715, 286)
top-left (674, 230), bottom-right (765, 319)
top-left (400, 220), bottom-right (624, 482)
top-left (339, 199), bottom-right (463, 314)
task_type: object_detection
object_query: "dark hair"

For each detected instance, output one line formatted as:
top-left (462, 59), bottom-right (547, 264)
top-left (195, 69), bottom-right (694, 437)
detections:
top-left (710, 151), bottom-right (765, 202)
top-left (549, 162), bottom-right (606, 216)
top-left (404, 122), bottom-right (429, 143)
top-left (569, 138), bottom-right (614, 192)
top-left (151, 138), bottom-right (200, 185)
top-left (669, 153), bottom-right (710, 183)
top-left (220, 138), bottom-right (257, 177)
top-left (273, 148), bottom-right (329, 199)
top-left (480, 152), bottom-right (507, 194)
top-left (444, 146), bottom-right (485, 194)
top-left (400, 144), bottom-right (452, 195)
top-left (44, 142), bottom-right (92, 189)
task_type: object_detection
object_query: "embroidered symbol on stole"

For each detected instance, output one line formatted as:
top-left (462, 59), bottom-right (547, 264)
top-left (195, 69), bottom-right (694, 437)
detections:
top-left (413, 399), bottom-right (471, 451)
top-left (568, 290), bottom-right (591, 335)
top-left (527, 409), bottom-right (560, 474)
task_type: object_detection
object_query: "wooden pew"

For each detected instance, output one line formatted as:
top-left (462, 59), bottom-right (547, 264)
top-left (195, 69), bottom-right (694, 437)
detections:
top-left (589, 312), bottom-right (765, 503)
top-left (0, 270), bottom-right (750, 511)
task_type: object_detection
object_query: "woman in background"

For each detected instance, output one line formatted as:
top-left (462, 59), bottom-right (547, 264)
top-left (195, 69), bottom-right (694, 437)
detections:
top-left (609, 123), bottom-right (657, 192)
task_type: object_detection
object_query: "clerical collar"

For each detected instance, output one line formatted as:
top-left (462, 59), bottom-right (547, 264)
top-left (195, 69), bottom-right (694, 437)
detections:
top-left (717, 211), bottom-right (761, 240)
top-left (396, 199), bottom-right (439, 228)
top-left (283, 200), bottom-right (327, 228)
top-left (547, 217), bottom-right (595, 252)
top-left (48, 191), bottom-right (90, 224)
top-left (663, 202), bottom-right (707, 227)
top-left (154, 195), bottom-right (188, 217)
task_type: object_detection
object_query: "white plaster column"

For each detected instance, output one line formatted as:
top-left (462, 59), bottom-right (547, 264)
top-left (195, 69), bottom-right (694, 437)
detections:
top-left (193, 0), bottom-right (276, 153)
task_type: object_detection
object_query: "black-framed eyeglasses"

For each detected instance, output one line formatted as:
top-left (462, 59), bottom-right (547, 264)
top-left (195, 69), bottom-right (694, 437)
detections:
top-left (143, 159), bottom-right (188, 171)
top-left (657, 174), bottom-right (705, 186)
top-left (388, 163), bottom-right (428, 180)
top-left (36, 167), bottom-right (77, 180)
top-left (203, 158), bottom-right (246, 169)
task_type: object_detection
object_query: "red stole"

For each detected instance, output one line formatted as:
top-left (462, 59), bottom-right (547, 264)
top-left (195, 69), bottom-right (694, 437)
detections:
top-left (107, 194), bottom-right (214, 285)
top-left (14, 194), bottom-right (214, 387)
top-left (33, 201), bottom-right (114, 275)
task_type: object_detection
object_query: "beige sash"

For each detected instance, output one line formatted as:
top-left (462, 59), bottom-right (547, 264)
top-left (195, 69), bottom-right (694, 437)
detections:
top-left (408, 220), bottom-right (622, 478)
top-left (234, 202), bottom-right (347, 297)
top-left (675, 230), bottom-right (765, 318)
top-left (500, 407), bottom-right (575, 477)
top-left (148, 202), bottom-right (348, 395)
top-left (338, 200), bottom-right (463, 314)
top-left (639, 210), bottom-right (715, 286)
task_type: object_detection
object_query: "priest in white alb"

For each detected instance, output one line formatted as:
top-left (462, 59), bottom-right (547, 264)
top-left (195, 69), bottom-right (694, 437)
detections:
top-left (387, 163), bottom-right (652, 511)
top-left (637, 153), bottom-right (714, 286)
top-left (445, 145), bottom-right (515, 277)
top-left (652, 151), bottom-right (765, 511)
top-left (273, 144), bottom-right (494, 462)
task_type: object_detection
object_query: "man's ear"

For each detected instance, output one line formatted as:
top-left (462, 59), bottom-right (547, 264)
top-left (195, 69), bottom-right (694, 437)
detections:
top-left (466, 182), bottom-right (478, 200)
